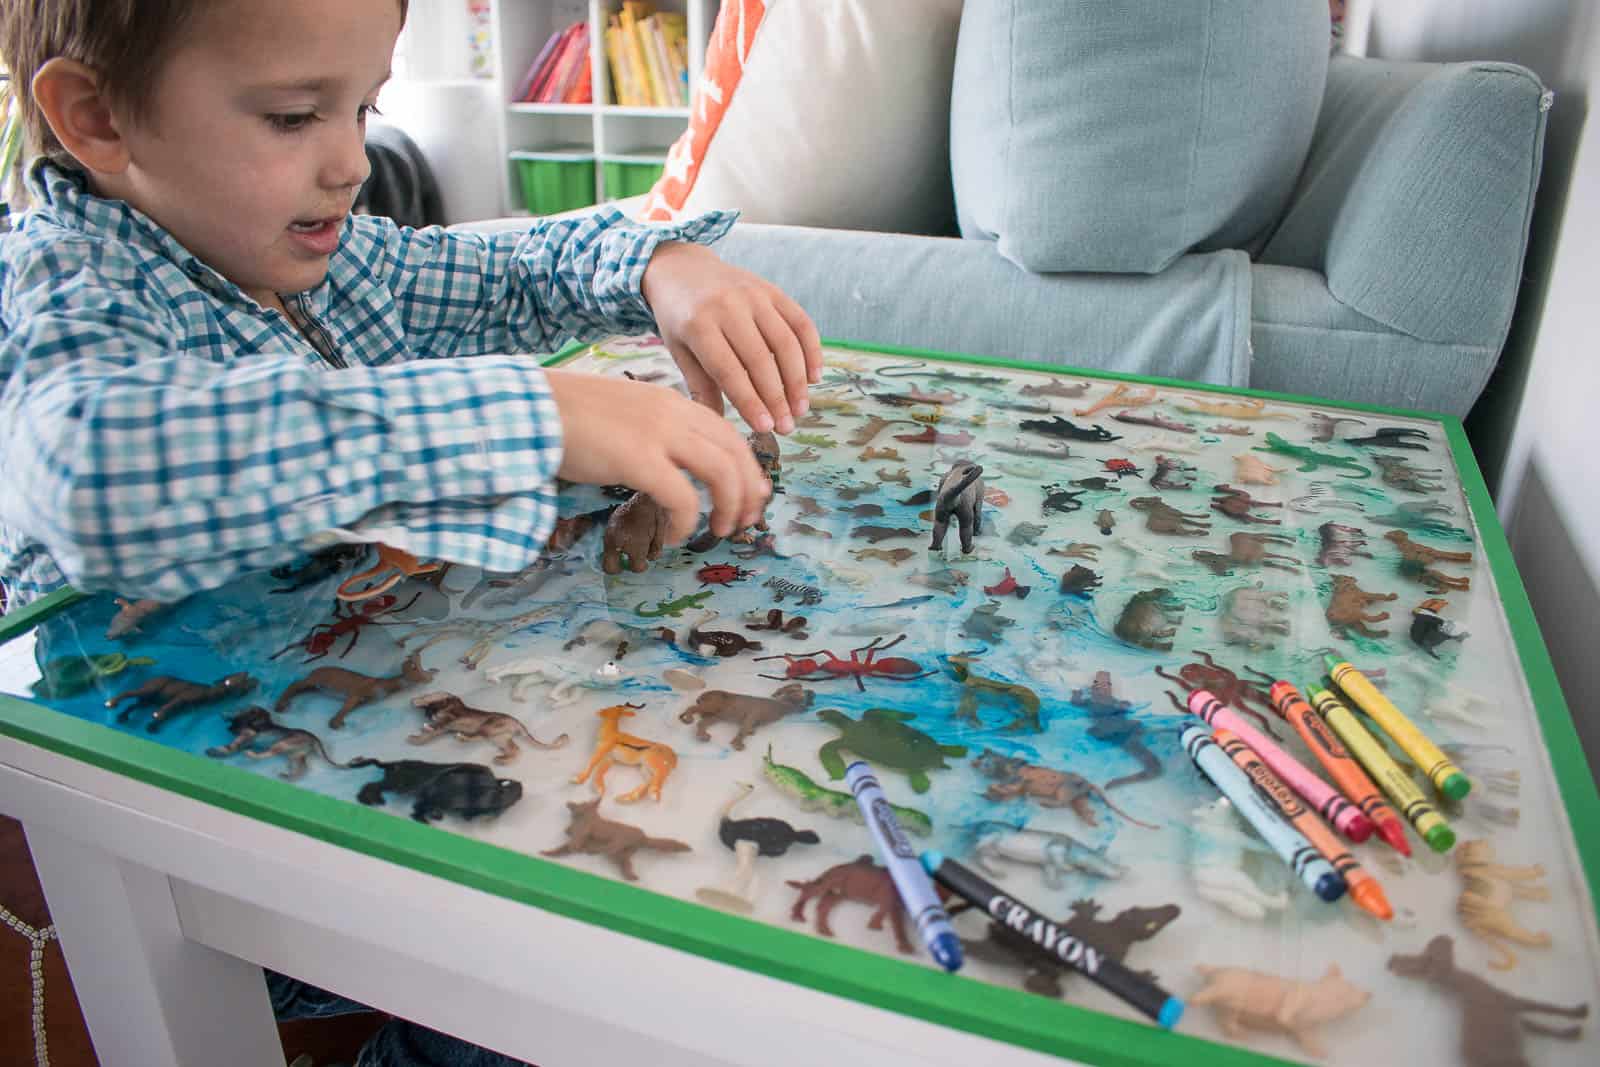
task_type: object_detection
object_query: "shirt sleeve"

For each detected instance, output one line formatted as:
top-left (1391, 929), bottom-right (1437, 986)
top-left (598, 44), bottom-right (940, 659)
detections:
top-left (348, 207), bottom-right (737, 358)
top-left (0, 266), bottom-right (566, 600)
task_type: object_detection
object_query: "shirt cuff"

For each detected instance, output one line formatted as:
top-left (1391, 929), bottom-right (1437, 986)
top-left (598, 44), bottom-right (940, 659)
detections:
top-left (592, 208), bottom-right (739, 333)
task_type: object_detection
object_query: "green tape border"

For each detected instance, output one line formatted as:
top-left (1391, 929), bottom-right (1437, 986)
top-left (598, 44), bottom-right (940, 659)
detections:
top-left (2, 338), bottom-right (1593, 1067)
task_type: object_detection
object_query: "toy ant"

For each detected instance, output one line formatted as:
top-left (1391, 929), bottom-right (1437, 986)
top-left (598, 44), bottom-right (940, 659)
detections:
top-left (270, 592), bottom-right (419, 662)
top-left (752, 635), bottom-right (935, 691)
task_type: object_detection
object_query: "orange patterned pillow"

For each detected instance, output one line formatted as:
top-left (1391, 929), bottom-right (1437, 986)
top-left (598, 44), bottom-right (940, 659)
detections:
top-left (640, 0), bottom-right (767, 222)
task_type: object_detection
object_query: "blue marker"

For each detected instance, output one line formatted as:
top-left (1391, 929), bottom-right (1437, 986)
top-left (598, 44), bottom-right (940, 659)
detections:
top-left (1181, 725), bottom-right (1347, 902)
top-left (846, 761), bottom-right (962, 971)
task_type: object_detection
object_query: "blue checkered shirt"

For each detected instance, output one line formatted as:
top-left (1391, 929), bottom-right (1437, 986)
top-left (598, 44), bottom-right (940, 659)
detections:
top-left (0, 162), bottom-right (734, 606)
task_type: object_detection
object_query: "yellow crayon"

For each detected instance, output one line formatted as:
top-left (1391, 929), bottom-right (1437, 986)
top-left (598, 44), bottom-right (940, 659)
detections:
top-left (1325, 655), bottom-right (1470, 801)
top-left (1307, 683), bottom-right (1455, 853)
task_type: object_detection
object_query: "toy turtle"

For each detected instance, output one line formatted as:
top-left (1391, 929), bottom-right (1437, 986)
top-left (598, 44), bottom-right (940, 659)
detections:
top-left (32, 652), bottom-right (155, 699)
top-left (815, 708), bottom-right (967, 793)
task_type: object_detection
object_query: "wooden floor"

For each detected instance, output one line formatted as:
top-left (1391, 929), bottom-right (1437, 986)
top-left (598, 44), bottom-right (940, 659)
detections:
top-left (0, 814), bottom-right (384, 1066)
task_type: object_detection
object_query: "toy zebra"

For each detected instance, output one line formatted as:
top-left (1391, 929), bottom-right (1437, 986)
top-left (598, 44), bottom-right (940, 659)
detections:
top-left (763, 577), bottom-right (824, 605)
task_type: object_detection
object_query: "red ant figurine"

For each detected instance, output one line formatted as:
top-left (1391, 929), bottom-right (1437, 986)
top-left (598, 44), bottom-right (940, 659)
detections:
top-left (270, 593), bottom-right (419, 662)
top-left (752, 634), bottom-right (935, 691)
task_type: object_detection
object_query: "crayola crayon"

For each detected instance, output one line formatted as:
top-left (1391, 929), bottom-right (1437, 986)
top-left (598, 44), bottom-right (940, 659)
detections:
top-left (920, 851), bottom-right (1184, 1028)
top-left (1181, 724), bottom-right (1346, 902)
top-left (1187, 690), bottom-right (1373, 843)
top-left (1325, 654), bottom-right (1470, 801)
top-left (1269, 680), bottom-right (1411, 857)
top-left (1307, 681), bottom-right (1455, 853)
top-left (1215, 729), bottom-right (1393, 921)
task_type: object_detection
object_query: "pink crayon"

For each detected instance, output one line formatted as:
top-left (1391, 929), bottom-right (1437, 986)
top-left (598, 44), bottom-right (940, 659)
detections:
top-left (1187, 690), bottom-right (1374, 843)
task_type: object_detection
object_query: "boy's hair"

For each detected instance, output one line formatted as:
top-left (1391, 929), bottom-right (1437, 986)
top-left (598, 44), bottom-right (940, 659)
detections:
top-left (0, 0), bottom-right (408, 167)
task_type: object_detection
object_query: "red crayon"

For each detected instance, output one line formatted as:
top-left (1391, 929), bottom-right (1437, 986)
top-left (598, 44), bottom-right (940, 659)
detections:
top-left (1269, 681), bottom-right (1411, 858)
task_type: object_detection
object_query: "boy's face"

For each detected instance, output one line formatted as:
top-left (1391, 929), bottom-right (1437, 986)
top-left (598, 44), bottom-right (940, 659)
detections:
top-left (106, 0), bottom-right (402, 307)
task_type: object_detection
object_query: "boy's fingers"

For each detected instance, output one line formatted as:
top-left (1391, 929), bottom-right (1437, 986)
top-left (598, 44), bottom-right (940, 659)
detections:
top-left (721, 315), bottom-right (793, 434)
top-left (686, 409), bottom-right (770, 532)
top-left (755, 303), bottom-right (811, 419)
top-left (683, 325), bottom-right (772, 434)
top-left (631, 461), bottom-right (702, 546)
top-left (667, 343), bottom-right (725, 414)
top-left (677, 432), bottom-right (746, 538)
top-left (773, 290), bottom-right (824, 384)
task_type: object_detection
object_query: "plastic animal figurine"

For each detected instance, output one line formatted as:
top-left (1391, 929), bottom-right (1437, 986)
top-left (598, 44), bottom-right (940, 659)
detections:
top-left (1370, 500), bottom-right (1473, 541)
top-left (1209, 423), bottom-right (1254, 436)
top-left (1387, 936), bottom-right (1588, 1067)
top-left (696, 561), bottom-right (755, 587)
top-left (1318, 522), bottom-right (1374, 566)
top-left (1007, 521), bottom-right (1047, 546)
top-left (483, 654), bottom-right (636, 705)
top-left (1174, 396), bottom-right (1292, 420)
top-left (962, 601), bottom-right (1018, 642)
top-left (1128, 431), bottom-right (1201, 455)
top-left (1456, 840), bottom-right (1552, 970)
top-left (930, 460), bottom-right (985, 554)
top-left (788, 855), bottom-right (920, 953)
top-left (1019, 415), bottom-right (1121, 443)
top-left (1291, 482), bottom-right (1366, 513)
top-left (1040, 483), bottom-right (1086, 514)
top-left (747, 428), bottom-right (781, 483)
top-left (907, 567), bottom-right (969, 592)
top-left (1155, 652), bottom-right (1277, 736)
top-left (1191, 964), bottom-right (1371, 1057)
top-left (859, 446), bottom-right (901, 461)
top-left (351, 758), bottom-right (523, 823)
top-left (1232, 454), bottom-right (1287, 486)
top-left (1254, 432), bottom-right (1372, 478)
top-left (105, 597), bottom-right (168, 639)
top-left (791, 432), bottom-right (836, 449)
top-left (669, 612), bottom-right (766, 658)
top-left (841, 502), bottom-right (884, 519)
top-left (1326, 574), bottom-right (1399, 638)
top-left (815, 708), bottom-right (967, 793)
top-left (851, 524), bottom-right (918, 544)
top-left (744, 608), bottom-right (809, 639)
top-left (970, 821), bottom-right (1123, 885)
top-left (847, 414), bottom-right (900, 446)
top-left (1374, 453), bottom-right (1446, 493)
top-left (1115, 587), bottom-right (1185, 651)
top-left (1130, 496), bottom-right (1210, 535)
top-left (696, 782), bottom-right (820, 913)
top-left (634, 589), bottom-right (716, 618)
top-left (602, 491), bottom-right (670, 574)
top-left (401, 602), bottom-right (568, 669)
top-left (1150, 454), bottom-right (1196, 490)
top-left (1019, 377), bottom-right (1089, 399)
top-left (1220, 584), bottom-right (1291, 649)
top-left (1412, 598), bottom-right (1469, 657)
top-left (982, 567), bottom-right (1031, 599)
top-left (874, 466), bottom-right (912, 487)
top-left (407, 692), bottom-right (567, 764)
top-left (678, 683), bottom-right (813, 749)
top-left (972, 749), bottom-right (1157, 829)
top-left (994, 436), bottom-right (1072, 460)
top-left (459, 556), bottom-right (576, 610)
top-left (1192, 531), bottom-right (1300, 575)
top-left (541, 798), bottom-right (689, 881)
top-left (1048, 542), bottom-right (1100, 560)
top-left (849, 546), bottom-right (914, 565)
top-left (1095, 509), bottom-right (1115, 536)
top-left (899, 488), bottom-right (934, 506)
top-left (892, 425), bottom-right (974, 446)
top-left (31, 652), bottom-right (155, 700)
top-left (755, 635), bottom-right (935, 691)
top-left (107, 671), bottom-right (258, 732)
top-left (990, 397), bottom-right (1054, 414)
top-left (1071, 671), bottom-right (1162, 789)
top-left (1308, 412), bottom-right (1367, 442)
top-left (945, 655), bottom-right (1043, 732)
top-left (276, 652), bottom-right (435, 729)
top-left (1211, 485), bottom-right (1284, 525)
top-left (1386, 530), bottom-right (1473, 592)
top-left (573, 704), bottom-right (678, 803)
top-left (791, 494), bottom-right (830, 517)
top-left (1076, 382), bottom-right (1158, 416)
top-left (335, 543), bottom-right (442, 602)
top-left (1347, 426), bottom-right (1430, 450)
top-left (1187, 797), bottom-right (1289, 920)
top-left (762, 746), bottom-right (932, 836)
top-left (268, 544), bottom-right (365, 595)
top-left (1062, 898), bottom-right (1180, 976)
top-left (1051, 564), bottom-right (1099, 599)
top-left (207, 707), bottom-right (353, 779)
top-left (1112, 409), bottom-right (1194, 433)
top-left (270, 593), bottom-right (417, 662)
top-left (784, 519), bottom-right (831, 539)
top-left (1103, 458), bottom-right (1142, 479)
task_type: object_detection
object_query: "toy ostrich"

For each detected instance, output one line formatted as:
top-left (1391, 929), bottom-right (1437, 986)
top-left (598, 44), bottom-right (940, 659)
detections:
top-left (695, 782), bottom-right (820, 912)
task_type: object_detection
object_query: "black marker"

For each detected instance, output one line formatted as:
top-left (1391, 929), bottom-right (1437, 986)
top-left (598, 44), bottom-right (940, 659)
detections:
top-left (920, 852), bottom-right (1184, 1029)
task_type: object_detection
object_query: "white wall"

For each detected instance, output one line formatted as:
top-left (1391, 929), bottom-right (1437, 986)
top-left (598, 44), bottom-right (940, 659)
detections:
top-left (1361, 0), bottom-right (1600, 767)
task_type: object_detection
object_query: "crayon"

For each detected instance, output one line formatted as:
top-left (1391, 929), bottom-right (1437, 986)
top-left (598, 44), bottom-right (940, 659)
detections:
top-left (1181, 724), bottom-right (1346, 902)
top-left (920, 851), bottom-right (1184, 1028)
top-left (1214, 729), bottom-right (1393, 921)
top-left (1325, 654), bottom-right (1470, 801)
top-left (1307, 682), bottom-right (1455, 853)
top-left (1269, 680), bottom-right (1411, 857)
top-left (1187, 690), bottom-right (1373, 843)
top-left (845, 761), bottom-right (962, 971)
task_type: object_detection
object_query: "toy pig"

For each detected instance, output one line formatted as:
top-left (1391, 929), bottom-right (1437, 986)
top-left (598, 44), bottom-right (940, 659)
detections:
top-left (1191, 963), bottom-right (1370, 1058)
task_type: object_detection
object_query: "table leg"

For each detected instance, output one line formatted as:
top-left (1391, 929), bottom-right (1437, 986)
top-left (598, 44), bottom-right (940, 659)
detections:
top-left (24, 824), bottom-right (285, 1067)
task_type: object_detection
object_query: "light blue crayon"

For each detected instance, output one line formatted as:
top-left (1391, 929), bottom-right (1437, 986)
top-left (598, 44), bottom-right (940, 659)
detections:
top-left (1180, 725), bottom-right (1346, 902)
top-left (846, 761), bottom-right (962, 971)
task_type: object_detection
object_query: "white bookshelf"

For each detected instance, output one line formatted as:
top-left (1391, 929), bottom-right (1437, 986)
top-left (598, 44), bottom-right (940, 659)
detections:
top-left (491, 0), bottom-right (718, 214)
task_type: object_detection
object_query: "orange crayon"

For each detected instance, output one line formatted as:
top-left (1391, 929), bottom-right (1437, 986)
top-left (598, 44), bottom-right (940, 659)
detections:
top-left (1215, 729), bottom-right (1394, 921)
top-left (1270, 681), bottom-right (1411, 858)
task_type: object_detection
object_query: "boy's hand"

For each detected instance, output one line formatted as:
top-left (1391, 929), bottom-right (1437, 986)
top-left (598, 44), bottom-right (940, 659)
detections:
top-left (546, 369), bottom-right (770, 544)
top-left (642, 241), bottom-right (823, 435)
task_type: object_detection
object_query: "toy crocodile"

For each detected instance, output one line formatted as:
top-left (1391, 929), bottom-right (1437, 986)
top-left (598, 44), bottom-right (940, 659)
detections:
top-left (634, 590), bottom-right (715, 618)
top-left (1253, 432), bottom-right (1372, 478)
top-left (761, 746), bottom-right (933, 837)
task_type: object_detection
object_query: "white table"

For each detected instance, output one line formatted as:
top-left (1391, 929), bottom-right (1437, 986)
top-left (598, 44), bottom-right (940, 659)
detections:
top-left (0, 630), bottom-right (1068, 1067)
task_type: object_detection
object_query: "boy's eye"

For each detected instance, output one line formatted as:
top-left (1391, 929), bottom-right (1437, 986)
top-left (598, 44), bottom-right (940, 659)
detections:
top-left (266, 112), bottom-right (317, 133)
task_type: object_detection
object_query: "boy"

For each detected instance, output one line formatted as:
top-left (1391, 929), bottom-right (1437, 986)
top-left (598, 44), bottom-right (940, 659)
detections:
top-left (0, 0), bottom-right (821, 610)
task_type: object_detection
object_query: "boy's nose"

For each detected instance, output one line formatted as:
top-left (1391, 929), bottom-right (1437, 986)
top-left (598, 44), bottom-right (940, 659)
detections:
top-left (322, 130), bottom-right (372, 192)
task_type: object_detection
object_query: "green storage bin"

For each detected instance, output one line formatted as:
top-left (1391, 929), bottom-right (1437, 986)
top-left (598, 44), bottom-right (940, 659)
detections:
top-left (603, 160), bottom-right (665, 201)
top-left (510, 150), bottom-right (596, 215)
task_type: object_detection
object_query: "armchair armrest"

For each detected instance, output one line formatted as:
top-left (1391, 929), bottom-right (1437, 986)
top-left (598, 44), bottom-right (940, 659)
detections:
top-left (1260, 56), bottom-right (1549, 347)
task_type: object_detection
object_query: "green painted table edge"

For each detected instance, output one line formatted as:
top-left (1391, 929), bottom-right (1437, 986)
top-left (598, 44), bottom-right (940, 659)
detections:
top-left (0, 337), bottom-right (1593, 1067)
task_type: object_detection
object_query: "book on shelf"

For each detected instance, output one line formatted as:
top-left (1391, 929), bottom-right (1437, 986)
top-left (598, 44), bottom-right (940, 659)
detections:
top-left (511, 22), bottom-right (574, 102)
top-left (604, 21), bottom-right (634, 106)
top-left (532, 22), bottom-right (590, 103)
top-left (661, 14), bottom-right (689, 105)
top-left (617, 3), bottom-right (657, 107)
top-left (637, 14), bottom-right (669, 107)
top-left (563, 47), bottom-right (594, 104)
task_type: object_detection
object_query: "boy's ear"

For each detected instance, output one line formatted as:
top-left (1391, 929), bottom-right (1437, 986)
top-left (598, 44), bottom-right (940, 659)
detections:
top-left (31, 58), bottom-right (131, 174)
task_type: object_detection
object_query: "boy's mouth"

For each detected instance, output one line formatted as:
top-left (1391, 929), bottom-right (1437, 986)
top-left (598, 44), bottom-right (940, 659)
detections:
top-left (286, 215), bottom-right (345, 255)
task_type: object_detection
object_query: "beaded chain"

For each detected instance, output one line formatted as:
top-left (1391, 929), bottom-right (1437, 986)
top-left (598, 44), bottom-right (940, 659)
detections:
top-left (0, 902), bottom-right (57, 1067)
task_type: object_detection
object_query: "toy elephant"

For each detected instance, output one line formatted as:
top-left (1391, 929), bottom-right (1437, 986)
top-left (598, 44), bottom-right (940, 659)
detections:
top-left (603, 491), bottom-right (670, 574)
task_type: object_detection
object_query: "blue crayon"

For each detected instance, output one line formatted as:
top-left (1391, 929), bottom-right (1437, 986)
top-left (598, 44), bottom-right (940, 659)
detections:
top-left (846, 761), bottom-right (962, 971)
top-left (1181, 725), bottom-right (1346, 902)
